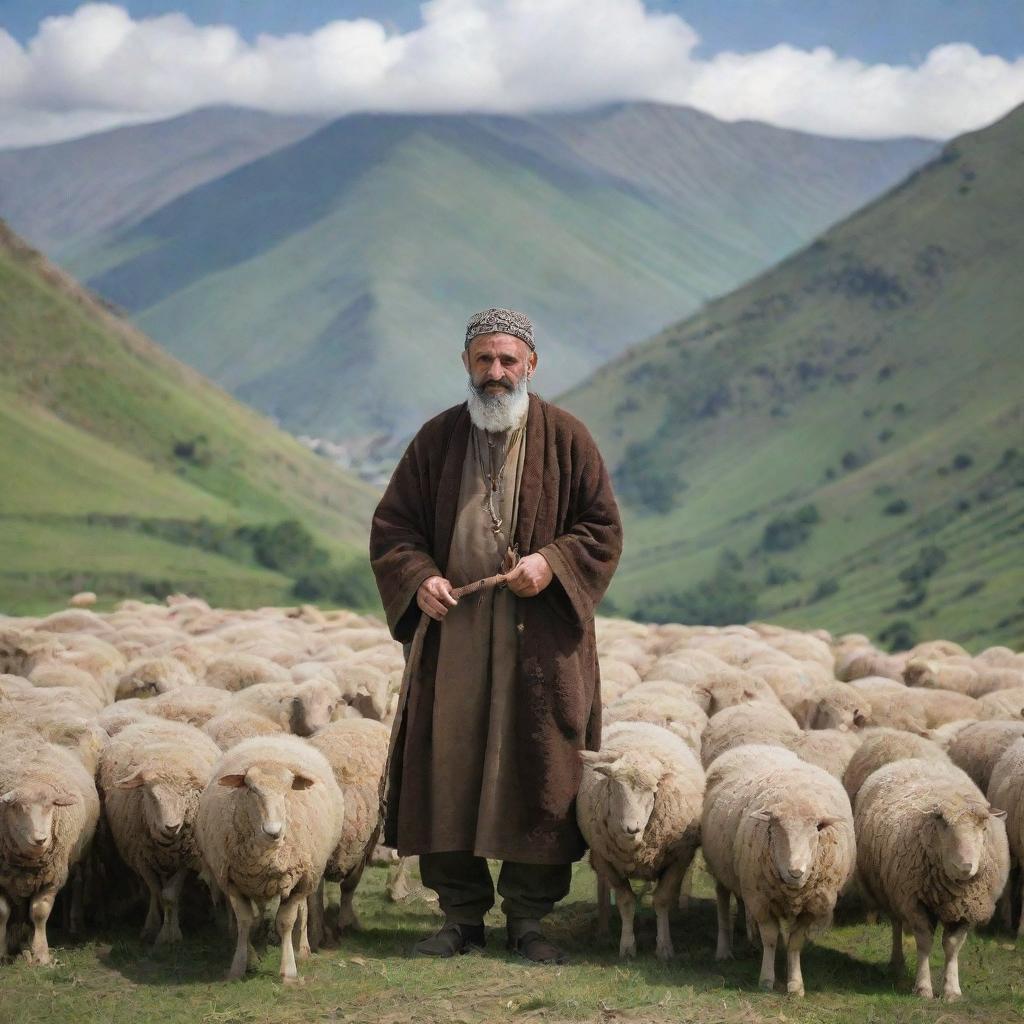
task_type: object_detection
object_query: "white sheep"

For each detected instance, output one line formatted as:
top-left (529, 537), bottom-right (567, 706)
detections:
top-left (855, 757), bottom-right (1009, 999)
top-left (842, 728), bottom-right (948, 804)
top-left (0, 735), bottom-right (100, 964)
top-left (603, 686), bottom-right (708, 753)
top-left (203, 708), bottom-right (286, 750)
top-left (307, 718), bottom-right (390, 940)
top-left (701, 744), bottom-right (856, 996)
top-left (700, 702), bottom-right (801, 768)
top-left (98, 719), bottom-right (221, 944)
top-left (233, 679), bottom-right (340, 736)
top-left (195, 735), bottom-right (345, 981)
top-left (577, 721), bottom-right (704, 960)
top-left (986, 737), bottom-right (1024, 935)
top-left (947, 721), bottom-right (1024, 792)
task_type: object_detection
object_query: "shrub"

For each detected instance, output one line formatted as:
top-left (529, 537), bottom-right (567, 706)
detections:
top-left (634, 553), bottom-right (758, 626)
top-left (883, 499), bottom-right (909, 515)
top-left (242, 520), bottom-right (328, 575)
top-left (765, 565), bottom-right (801, 587)
top-left (898, 545), bottom-right (948, 589)
top-left (878, 620), bottom-right (919, 652)
top-left (808, 578), bottom-right (840, 603)
top-left (761, 505), bottom-right (820, 552)
top-left (613, 441), bottom-right (687, 515)
top-left (292, 559), bottom-right (378, 608)
top-left (952, 452), bottom-right (974, 471)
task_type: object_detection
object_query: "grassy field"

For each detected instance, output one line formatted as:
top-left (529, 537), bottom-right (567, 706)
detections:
top-left (6, 859), bottom-right (1024, 1024)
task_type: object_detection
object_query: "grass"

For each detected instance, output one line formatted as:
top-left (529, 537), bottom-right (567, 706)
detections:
top-left (6, 860), bottom-right (1024, 1024)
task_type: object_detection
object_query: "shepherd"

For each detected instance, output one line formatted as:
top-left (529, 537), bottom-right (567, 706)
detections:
top-left (369, 307), bottom-right (623, 964)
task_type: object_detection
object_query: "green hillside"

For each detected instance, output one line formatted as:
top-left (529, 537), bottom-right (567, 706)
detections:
top-left (560, 104), bottom-right (1024, 652)
top-left (48, 105), bottom-right (934, 447)
top-left (0, 221), bottom-right (380, 615)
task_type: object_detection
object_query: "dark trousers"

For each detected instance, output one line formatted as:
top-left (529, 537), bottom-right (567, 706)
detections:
top-left (418, 851), bottom-right (572, 926)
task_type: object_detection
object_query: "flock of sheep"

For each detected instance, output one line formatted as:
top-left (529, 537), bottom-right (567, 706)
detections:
top-left (2, 595), bottom-right (1024, 1001)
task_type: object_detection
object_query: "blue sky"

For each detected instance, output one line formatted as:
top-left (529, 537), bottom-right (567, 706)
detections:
top-left (3, 0), bottom-right (1022, 62)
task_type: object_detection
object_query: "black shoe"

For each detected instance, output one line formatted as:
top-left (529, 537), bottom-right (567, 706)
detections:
top-left (413, 922), bottom-right (486, 958)
top-left (507, 928), bottom-right (568, 965)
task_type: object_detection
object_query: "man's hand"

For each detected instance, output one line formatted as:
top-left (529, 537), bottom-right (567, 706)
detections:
top-left (504, 552), bottom-right (554, 598)
top-left (417, 575), bottom-right (458, 620)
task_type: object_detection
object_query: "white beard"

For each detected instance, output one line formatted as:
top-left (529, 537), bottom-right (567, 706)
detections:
top-left (466, 374), bottom-right (530, 433)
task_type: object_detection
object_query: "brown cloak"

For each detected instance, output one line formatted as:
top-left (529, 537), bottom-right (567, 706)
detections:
top-left (369, 392), bottom-right (623, 864)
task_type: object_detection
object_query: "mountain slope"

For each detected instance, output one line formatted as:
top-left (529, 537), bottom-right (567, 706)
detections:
top-left (0, 221), bottom-right (379, 615)
top-left (559, 104), bottom-right (1024, 651)
top-left (0, 107), bottom-right (326, 255)
top-left (40, 104), bottom-right (935, 445)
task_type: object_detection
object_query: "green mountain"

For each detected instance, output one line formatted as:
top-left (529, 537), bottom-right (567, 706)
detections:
top-left (37, 104), bottom-right (934, 446)
top-left (0, 107), bottom-right (326, 257)
top-left (559, 103), bottom-right (1024, 652)
top-left (0, 221), bottom-right (380, 616)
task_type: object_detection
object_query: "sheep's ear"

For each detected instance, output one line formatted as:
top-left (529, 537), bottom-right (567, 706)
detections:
top-left (0, 790), bottom-right (15, 804)
top-left (990, 807), bottom-right (1008, 821)
top-left (749, 809), bottom-right (772, 823)
top-left (113, 769), bottom-right (148, 790)
top-left (817, 815), bottom-right (842, 829)
top-left (218, 773), bottom-right (247, 788)
top-left (52, 792), bottom-right (78, 807)
top-left (291, 774), bottom-right (315, 791)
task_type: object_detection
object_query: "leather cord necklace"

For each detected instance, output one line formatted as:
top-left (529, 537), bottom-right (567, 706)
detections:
top-left (473, 425), bottom-right (524, 536)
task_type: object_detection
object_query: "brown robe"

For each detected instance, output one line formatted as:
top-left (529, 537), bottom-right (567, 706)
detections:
top-left (370, 392), bottom-right (623, 864)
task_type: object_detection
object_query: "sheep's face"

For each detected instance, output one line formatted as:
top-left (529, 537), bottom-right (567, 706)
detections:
top-left (217, 764), bottom-right (315, 842)
top-left (930, 804), bottom-right (1004, 882)
top-left (587, 753), bottom-right (659, 844)
top-left (750, 808), bottom-right (842, 889)
top-left (0, 784), bottom-right (77, 858)
top-left (812, 697), bottom-right (868, 732)
top-left (115, 768), bottom-right (202, 838)
top-left (291, 686), bottom-right (337, 736)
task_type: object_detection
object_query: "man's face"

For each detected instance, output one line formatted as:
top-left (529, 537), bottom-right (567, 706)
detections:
top-left (461, 333), bottom-right (537, 395)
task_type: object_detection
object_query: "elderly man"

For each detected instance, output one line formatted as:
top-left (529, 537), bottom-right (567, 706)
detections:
top-left (369, 307), bottom-right (622, 963)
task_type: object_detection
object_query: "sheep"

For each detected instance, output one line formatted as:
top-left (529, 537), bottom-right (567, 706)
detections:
top-left (691, 667), bottom-right (783, 718)
top-left (203, 653), bottom-right (292, 691)
top-left (947, 721), bottom-right (1024, 792)
top-left (835, 647), bottom-right (905, 683)
top-left (195, 735), bottom-right (345, 981)
top-left (786, 729), bottom-right (862, 780)
top-left (98, 720), bottom-right (221, 944)
top-left (577, 722), bottom-right (704, 960)
top-left (97, 700), bottom-right (158, 737)
top-left (977, 688), bottom-right (1024, 721)
top-left (116, 657), bottom-right (195, 700)
top-left (203, 708), bottom-right (285, 751)
top-left (700, 702), bottom-right (801, 768)
top-left (603, 687), bottom-right (708, 753)
top-left (841, 728), bottom-right (945, 800)
top-left (233, 679), bottom-right (341, 737)
top-left (145, 686), bottom-right (232, 728)
top-left (855, 758), bottom-right (1009, 999)
top-left (69, 592), bottom-right (97, 608)
top-left (782, 682), bottom-right (869, 731)
top-left (29, 661), bottom-right (114, 708)
top-left (307, 719), bottom-right (390, 940)
top-left (986, 738), bottom-right (1024, 935)
top-left (0, 736), bottom-right (100, 963)
top-left (8, 707), bottom-right (109, 773)
top-left (701, 744), bottom-right (855, 996)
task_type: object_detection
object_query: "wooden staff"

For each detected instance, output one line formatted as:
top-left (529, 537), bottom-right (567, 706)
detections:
top-left (450, 544), bottom-right (520, 599)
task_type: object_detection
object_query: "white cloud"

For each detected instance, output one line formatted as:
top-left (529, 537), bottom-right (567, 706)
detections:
top-left (1, 0), bottom-right (1023, 148)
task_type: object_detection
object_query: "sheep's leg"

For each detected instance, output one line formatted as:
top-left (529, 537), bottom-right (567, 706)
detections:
top-left (596, 873), bottom-right (611, 939)
top-left (69, 864), bottom-right (86, 936)
top-left (786, 918), bottom-right (810, 997)
top-left (137, 865), bottom-right (163, 943)
top-left (678, 861), bottom-right (694, 912)
top-left (28, 886), bottom-right (57, 966)
top-left (307, 881), bottom-right (325, 952)
top-left (940, 922), bottom-right (969, 1001)
top-left (225, 885), bottom-right (256, 980)
top-left (156, 869), bottom-right (188, 946)
top-left (293, 895), bottom-right (310, 960)
top-left (0, 892), bottom-right (10, 957)
top-left (653, 859), bottom-right (687, 962)
top-left (757, 916), bottom-right (780, 992)
top-left (1017, 871), bottom-right (1024, 939)
top-left (714, 881), bottom-right (733, 961)
top-left (275, 892), bottom-right (304, 982)
top-left (910, 917), bottom-right (935, 998)
top-left (338, 860), bottom-right (367, 934)
top-left (386, 856), bottom-right (414, 901)
top-left (889, 918), bottom-right (905, 971)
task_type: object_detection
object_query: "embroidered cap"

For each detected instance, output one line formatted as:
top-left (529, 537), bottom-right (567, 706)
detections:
top-left (465, 307), bottom-right (535, 351)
